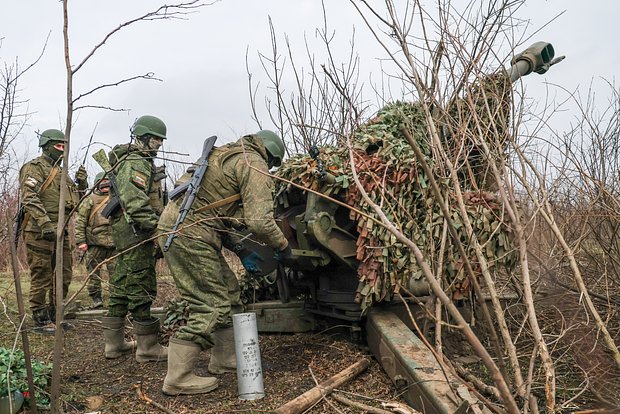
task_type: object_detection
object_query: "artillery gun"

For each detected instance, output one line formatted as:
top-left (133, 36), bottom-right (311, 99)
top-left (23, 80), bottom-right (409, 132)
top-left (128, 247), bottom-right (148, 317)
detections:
top-left (246, 41), bottom-right (563, 319)
top-left (237, 42), bottom-right (563, 413)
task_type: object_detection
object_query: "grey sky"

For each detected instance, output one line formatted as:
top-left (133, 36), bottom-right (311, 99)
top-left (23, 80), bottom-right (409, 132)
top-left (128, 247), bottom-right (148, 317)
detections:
top-left (1, 0), bottom-right (618, 180)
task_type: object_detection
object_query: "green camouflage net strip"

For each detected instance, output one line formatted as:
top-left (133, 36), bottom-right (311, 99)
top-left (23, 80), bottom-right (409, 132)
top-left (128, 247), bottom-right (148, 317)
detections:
top-left (275, 72), bottom-right (517, 312)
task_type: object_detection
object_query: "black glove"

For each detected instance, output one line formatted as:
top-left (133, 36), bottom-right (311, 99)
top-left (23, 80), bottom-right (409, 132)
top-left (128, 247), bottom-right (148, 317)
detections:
top-left (75, 165), bottom-right (88, 190)
top-left (40, 222), bottom-right (56, 241)
top-left (273, 244), bottom-right (294, 266)
top-left (153, 165), bottom-right (166, 182)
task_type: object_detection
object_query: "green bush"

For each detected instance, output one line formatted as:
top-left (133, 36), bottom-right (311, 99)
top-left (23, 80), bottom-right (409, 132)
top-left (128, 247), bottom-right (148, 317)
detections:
top-left (0, 347), bottom-right (52, 408)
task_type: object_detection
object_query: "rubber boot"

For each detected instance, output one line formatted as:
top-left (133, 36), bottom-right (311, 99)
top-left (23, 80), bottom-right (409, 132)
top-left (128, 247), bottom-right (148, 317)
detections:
top-left (208, 327), bottom-right (237, 374)
top-left (162, 338), bottom-right (219, 395)
top-left (102, 316), bottom-right (136, 359)
top-left (134, 318), bottom-right (168, 363)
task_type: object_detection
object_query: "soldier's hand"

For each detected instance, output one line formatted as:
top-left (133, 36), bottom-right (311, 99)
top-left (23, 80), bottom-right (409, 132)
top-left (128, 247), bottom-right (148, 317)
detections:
top-left (77, 243), bottom-right (88, 252)
top-left (241, 251), bottom-right (265, 274)
top-left (153, 165), bottom-right (166, 182)
top-left (75, 165), bottom-right (88, 190)
top-left (274, 244), bottom-right (295, 266)
top-left (41, 222), bottom-right (56, 241)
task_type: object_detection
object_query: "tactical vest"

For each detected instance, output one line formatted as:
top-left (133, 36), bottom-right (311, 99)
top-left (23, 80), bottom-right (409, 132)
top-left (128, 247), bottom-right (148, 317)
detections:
top-left (109, 146), bottom-right (165, 218)
top-left (22, 156), bottom-right (79, 233)
top-left (86, 192), bottom-right (114, 247)
top-left (186, 144), bottom-right (247, 225)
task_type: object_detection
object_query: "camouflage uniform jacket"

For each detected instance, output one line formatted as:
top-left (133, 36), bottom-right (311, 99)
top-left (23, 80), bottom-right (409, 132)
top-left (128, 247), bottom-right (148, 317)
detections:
top-left (161, 135), bottom-right (287, 250)
top-left (108, 144), bottom-right (165, 249)
top-left (19, 154), bottom-right (80, 233)
top-left (75, 191), bottom-right (114, 247)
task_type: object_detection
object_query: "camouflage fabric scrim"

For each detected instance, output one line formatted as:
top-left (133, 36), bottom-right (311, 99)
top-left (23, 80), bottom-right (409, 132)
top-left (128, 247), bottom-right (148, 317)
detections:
top-left (157, 134), bottom-right (287, 349)
top-left (19, 153), bottom-right (80, 315)
top-left (107, 143), bottom-right (165, 320)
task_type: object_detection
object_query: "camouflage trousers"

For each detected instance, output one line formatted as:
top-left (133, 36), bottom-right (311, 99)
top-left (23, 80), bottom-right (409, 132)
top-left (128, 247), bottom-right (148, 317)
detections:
top-left (107, 241), bottom-right (156, 321)
top-left (84, 245), bottom-right (116, 299)
top-left (158, 229), bottom-right (241, 350)
top-left (23, 231), bottom-right (72, 314)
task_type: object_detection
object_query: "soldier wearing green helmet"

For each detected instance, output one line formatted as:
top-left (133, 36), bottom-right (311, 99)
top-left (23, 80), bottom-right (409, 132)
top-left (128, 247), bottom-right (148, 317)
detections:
top-left (101, 115), bottom-right (168, 362)
top-left (75, 171), bottom-right (116, 309)
top-left (256, 129), bottom-right (286, 168)
top-left (157, 129), bottom-right (291, 395)
top-left (18, 128), bottom-right (88, 332)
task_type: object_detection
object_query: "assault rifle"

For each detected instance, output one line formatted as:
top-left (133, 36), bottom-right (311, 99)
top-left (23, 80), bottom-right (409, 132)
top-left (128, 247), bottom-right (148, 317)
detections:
top-left (14, 205), bottom-right (25, 247)
top-left (92, 149), bottom-right (138, 236)
top-left (163, 135), bottom-right (217, 252)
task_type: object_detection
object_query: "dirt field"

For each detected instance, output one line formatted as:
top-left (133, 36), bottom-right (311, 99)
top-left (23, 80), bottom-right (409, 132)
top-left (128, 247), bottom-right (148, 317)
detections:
top-left (0, 268), bottom-right (406, 414)
top-left (3, 257), bottom-right (619, 413)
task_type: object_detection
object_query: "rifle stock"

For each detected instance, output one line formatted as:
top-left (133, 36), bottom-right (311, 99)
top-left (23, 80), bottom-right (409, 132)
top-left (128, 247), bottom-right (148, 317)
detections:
top-left (163, 135), bottom-right (217, 252)
top-left (92, 149), bottom-right (138, 236)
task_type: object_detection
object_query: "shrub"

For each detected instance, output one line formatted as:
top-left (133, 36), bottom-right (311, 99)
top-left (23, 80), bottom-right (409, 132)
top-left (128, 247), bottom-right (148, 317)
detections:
top-left (0, 347), bottom-right (52, 408)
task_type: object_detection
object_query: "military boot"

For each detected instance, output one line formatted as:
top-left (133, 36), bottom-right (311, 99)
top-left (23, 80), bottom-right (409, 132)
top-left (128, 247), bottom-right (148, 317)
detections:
top-left (134, 318), bottom-right (168, 363)
top-left (49, 306), bottom-right (74, 330)
top-left (90, 294), bottom-right (103, 309)
top-left (102, 316), bottom-right (136, 359)
top-left (162, 338), bottom-right (219, 395)
top-left (208, 327), bottom-right (237, 374)
top-left (32, 309), bottom-right (55, 334)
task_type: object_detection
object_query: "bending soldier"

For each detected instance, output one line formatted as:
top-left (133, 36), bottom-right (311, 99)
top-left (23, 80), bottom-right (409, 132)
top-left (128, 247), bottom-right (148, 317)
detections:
top-left (101, 115), bottom-right (168, 362)
top-left (157, 130), bottom-right (292, 395)
top-left (18, 129), bottom-right (88, 332)
top-left (75, 172), bottom-right (116, 308)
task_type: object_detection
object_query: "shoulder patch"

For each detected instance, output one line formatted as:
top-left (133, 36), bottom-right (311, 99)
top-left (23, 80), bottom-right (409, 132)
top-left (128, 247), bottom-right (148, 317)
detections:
top-left (24, 175), bottom-right (39, 188)
top-left (132, 171), bottom-right (148, 189)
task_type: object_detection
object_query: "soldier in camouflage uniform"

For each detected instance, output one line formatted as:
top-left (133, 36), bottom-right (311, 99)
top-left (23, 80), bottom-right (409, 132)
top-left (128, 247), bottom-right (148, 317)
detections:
top-left (18, 129), bottom-right (88, 331)
top-left (101, 115), bottom-right (168, 362)
top-left (157, 130), bottom-right (292, 395)
top-left (75, 172), bottom-right (116, 308)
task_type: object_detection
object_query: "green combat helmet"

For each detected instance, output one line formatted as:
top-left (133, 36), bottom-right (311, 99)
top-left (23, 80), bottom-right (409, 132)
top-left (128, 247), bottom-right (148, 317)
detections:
top-left (94, 171), bottom-right (105, 184)
top-left (38, 129), bottom-right (67, 147)
top-left (94, 171), bottom-right (110, 191)
top-left (256, 130), bottom-right (285, 167)
top-left (130, 115), bottom-right (167, 139)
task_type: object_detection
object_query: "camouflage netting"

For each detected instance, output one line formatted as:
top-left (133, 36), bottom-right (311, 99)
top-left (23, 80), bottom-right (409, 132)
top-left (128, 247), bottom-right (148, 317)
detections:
top-left (275, 72), bottom-right (518, 312)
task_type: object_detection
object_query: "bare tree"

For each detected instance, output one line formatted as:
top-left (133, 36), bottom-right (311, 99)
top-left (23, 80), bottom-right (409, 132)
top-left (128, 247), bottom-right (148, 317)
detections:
top-left (245, 0), bottom-right (620, 412)
top-left (49, 1), bottom-right (211, 411)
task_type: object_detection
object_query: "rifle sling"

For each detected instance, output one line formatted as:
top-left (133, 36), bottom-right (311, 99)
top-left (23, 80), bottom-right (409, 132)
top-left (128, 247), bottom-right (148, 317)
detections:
top-left (89, 195), bottom-right (110, 224)
top-left (22, 166), bottom-right (61, 231)
top-left (193, 193), bottom-right (241, 214)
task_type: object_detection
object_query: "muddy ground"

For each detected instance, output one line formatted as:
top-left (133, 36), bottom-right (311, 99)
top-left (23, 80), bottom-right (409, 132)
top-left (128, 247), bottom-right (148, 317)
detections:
top-left (2, 257), bottom-right (619, 413)
top-left (0, 267), bottom-right (408, 414)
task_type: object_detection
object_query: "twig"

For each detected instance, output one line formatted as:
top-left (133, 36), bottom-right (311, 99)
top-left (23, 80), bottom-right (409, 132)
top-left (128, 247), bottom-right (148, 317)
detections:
top-left (331, 392), bottom-right (394, 414)
top-left (452, 361), bottom-right (501, 401)
top-left (273, 359), bottom-right (370, 414)
top-left (134, 382), bottom-right (178, 414)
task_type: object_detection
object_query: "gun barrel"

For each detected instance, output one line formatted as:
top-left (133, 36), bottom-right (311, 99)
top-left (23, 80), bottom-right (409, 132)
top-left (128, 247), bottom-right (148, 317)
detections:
top-left (509, 59), bottom-right (532, 83)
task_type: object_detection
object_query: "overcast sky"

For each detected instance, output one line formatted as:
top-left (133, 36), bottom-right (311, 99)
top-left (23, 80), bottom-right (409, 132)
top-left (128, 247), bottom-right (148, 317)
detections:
top-left (1, 0), bottom-right (618, 181)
